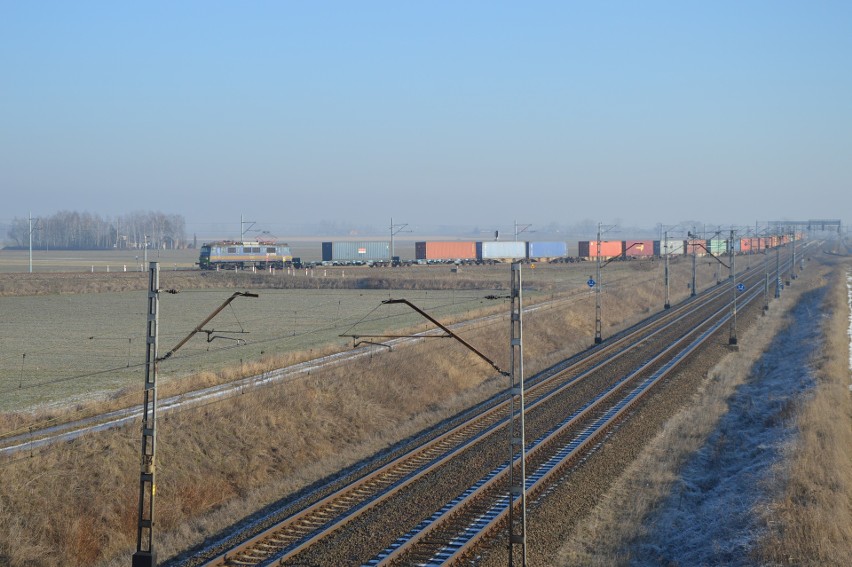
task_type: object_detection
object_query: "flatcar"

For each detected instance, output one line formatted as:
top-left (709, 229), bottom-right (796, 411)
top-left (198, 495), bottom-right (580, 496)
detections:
top-left (198, 241), bottom-right (293, 270)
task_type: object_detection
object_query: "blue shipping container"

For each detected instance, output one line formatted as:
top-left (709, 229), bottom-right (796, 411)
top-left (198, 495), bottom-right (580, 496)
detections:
top-left (321, 241), bottom-right (391, 262)
top-left (526, 241), bottom-right (567, 259)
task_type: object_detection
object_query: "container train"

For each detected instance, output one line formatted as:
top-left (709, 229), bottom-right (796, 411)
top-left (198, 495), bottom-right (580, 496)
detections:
top-left (198, 234), bottom-right (803, 268)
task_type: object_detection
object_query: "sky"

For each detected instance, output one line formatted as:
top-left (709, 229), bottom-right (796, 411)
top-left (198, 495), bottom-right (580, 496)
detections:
top-left (1, 1), bottom-right (850, 239)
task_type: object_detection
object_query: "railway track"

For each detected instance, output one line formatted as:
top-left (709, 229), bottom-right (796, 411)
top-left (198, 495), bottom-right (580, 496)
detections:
top-left (180, 261), bottom-right (782, 567)
top-left (370, 291), bottom-right (746, 566)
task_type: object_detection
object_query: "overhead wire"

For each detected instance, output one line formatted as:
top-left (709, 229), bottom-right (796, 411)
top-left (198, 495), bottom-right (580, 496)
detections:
top-left (0, 280), bottom-right (584, 457)
top-left (0, 292), bottom-right (496, 397)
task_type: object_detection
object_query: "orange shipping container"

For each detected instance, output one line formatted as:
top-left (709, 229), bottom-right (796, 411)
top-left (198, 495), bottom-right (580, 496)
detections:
top-left (686, 241), bottom-right (706, 256)
top-left (415, 241), bottom-right (477, 260)
top-left (579, 240), bottom-right (623, 258)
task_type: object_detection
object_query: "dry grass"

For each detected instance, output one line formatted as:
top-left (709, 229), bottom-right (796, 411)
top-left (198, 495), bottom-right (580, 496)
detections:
top-left (755, 261), bottom-right (852, 566)
top-left (555, 259), bottom-right (834, 566)
top-left (0, 258), bottom-right (719, 566)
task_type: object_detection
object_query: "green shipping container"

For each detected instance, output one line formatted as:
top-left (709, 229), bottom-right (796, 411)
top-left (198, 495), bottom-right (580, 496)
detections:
top-left (706, 239), bottom-right (727, 255)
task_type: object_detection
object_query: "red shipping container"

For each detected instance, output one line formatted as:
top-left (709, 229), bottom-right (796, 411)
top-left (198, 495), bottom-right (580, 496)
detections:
top-left (623, 240), bottom-right (654, 257)
top-left (579, 240), bottom-right (623, 258)
top-left (415, 241), bottom-right (477, 261)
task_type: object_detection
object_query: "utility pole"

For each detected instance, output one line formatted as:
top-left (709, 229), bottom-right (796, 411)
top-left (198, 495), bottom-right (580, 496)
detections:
top-left (28, 212), bottom-right (39, 273)
top-left (133, 262), bottom-right (159, 567)
top-left (346, 284), bottom-right (524, 563)
top-left (689, 228), bottom-right (697, 297)
top-left (389, 217), bottom-right (410, 263)
top-left (775, 236), bottom-right (782, 299)
top-left (763, 249), bottom-right (770, 313)
top-left (594, 222), bottom-right (603, 344)
top-left (728, 230), bottom-right (738, 346)
top-left (143, 234), bottom-right (148, 266)
top-left (713, 228), bottom-right (723, 284)
top-left (508, 262), bottom-right (527, 567)
top-left (664, 230), bottom-right (671, 309)
top-left (513, 220), bottom-right (533, 242)
top-left (240, 214), bottom-right (255, 240)
top-left (790, 230), bottom-right (797, 280)
top-left (132, 282), bottom-right (256, 566)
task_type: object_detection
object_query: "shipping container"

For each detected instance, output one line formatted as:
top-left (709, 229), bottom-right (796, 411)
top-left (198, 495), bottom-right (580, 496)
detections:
top-left (706, 239), bottom-right (727, 255)
top-left (476, 241), bottom-right (527, 261)
top-left (623, 240), bottom-right (655, 258)
top-left (744, 238), bottom-right (755, 252)
top-left (526, 241), bottom-right (567, 259)
top-left (321, 241), bottom-right (390, 262)
top-left (657, 239), bottom-right (686, 256)
top-left (415, 241), bottom-right (477, 261)
top-left (578, 240), bottom-right (624, 258)
top-left (686, 241), bottom-right (706, 256)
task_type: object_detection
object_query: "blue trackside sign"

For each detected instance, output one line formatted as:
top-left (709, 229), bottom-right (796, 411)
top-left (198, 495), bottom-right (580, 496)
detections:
top-left (587, 278), bottom-right (596, 288)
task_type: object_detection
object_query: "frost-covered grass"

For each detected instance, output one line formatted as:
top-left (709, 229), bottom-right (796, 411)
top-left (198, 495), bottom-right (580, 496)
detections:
top-left (557, 258), bottom-right (832, 566)
top-left (755, 261), bottom-right (852, 566)
top-left (625, 286), bottom-right (824, 565)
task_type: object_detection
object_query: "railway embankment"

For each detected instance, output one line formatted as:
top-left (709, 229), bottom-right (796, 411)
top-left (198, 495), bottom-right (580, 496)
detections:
top-left (547, 257), bottom-right (851, 567)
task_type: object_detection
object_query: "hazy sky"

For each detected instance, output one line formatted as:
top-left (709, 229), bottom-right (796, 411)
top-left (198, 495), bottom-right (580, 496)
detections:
top-left (2, 1), bottom-right (850, 238)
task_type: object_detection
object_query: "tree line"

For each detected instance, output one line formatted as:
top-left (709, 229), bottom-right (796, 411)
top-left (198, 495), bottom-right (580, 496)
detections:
top-left (6, 211), bottom-right (188, 250)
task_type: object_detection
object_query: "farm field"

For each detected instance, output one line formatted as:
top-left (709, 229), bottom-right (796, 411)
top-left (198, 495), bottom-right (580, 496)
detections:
top-left (0, 256), bottom-right (714, 414)
top-left (0, 287), bottom-right (507, 412)
top-left (0, 247), bottom-right (199, 273)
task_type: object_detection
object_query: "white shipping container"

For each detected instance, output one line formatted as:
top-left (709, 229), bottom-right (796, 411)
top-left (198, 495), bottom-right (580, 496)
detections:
top-left (477, 241), bottom-right (527, 260)
top-left (661, 238), bottom-right (686, 255)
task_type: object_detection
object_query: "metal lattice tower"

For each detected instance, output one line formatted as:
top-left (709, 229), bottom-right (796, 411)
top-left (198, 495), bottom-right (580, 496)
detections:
top-left (133, 262), bottom-right (159, 567)
top-left (594, 223), bottom-right (603, 344)
top-left (775, 242), bottom-right (782, 299)
top-left (791, 231), bottom-right (797, 280)
top-left (690, 228), bottom-right (697, 297)
top-left (664, 230), bottom-right (671, 309)
top-left (728, 230), bottom-right (738, 345)
top-left (508, 262), bottom-right (527, 566)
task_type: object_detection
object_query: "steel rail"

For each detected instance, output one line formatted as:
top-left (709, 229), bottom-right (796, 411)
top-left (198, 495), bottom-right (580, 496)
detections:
top-left (195, 270), bottom-right (769, 567)
top-left (371, 285), bottom-right (762, 566)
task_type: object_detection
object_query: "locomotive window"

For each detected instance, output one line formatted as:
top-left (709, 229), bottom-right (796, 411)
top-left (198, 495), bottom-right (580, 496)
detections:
top-left (266, 247), bottom-right (277, 253)
top-left (244, 247), bottom-right (261, 253)
top-left (227, 247), bottom-right (237, 253)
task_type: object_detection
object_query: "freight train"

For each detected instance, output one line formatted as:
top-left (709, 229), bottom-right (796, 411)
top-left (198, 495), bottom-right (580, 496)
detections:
top-left (348, 236), bottom-right (800, 263)
top-left (198, 241), bottom-right (293, 270)
top-left (198, 234), bottom-right (802, 268)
